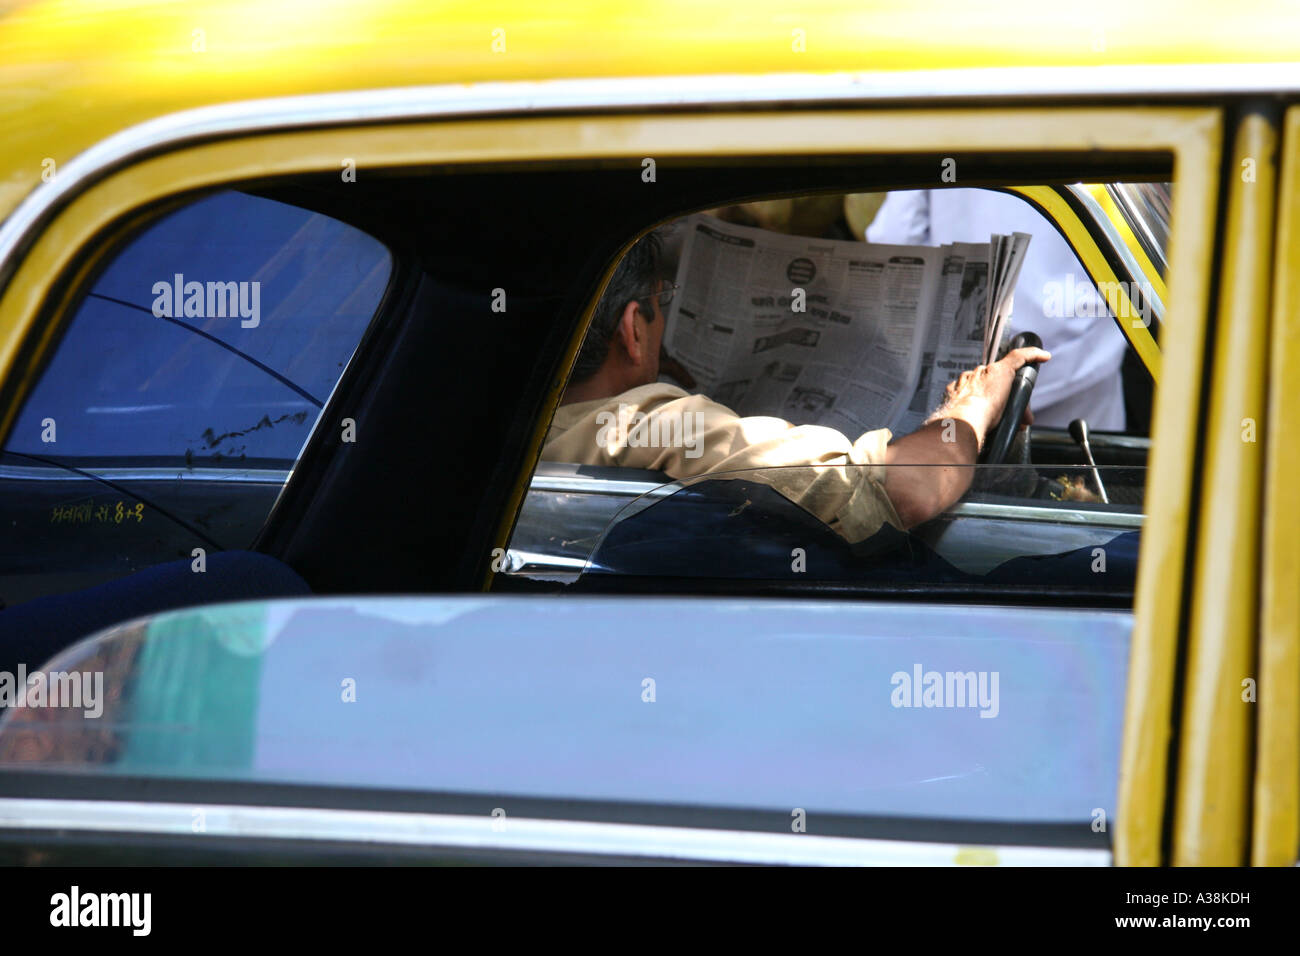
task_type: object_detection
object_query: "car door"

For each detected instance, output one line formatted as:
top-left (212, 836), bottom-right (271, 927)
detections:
top-left (0, 87), bottom-right (1240, 864)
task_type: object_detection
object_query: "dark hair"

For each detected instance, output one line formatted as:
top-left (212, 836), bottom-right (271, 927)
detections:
top-left (569, 230), bottom-right (665, 384)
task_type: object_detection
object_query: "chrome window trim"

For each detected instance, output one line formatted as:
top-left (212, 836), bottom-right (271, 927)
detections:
top-left (1, 63), bottom-right (1296, 291)
top-left (0, 797), bottom-right (1110, 866)
top-left (503, 549), bottom-right (588, 573)
top-left (1105, 183), bottom-right (1170, 276)
top-left (0, 463), bottom-right (291, 483)
top-left (524, 473), bottom-right (1143, 527)
top-left (1064, 183), bottom-right (1167, 325)
top-left (529, 474), bottom-right (673, 498)
top-left (951, 501), bottom-right (1143, 528)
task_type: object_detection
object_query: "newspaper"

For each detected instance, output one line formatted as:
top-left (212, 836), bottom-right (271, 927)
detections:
top-left (663, 214), bottom-right (1031, 437)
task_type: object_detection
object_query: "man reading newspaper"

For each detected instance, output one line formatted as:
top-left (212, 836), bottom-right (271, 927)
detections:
top-left (542, 229), bottom-right (1050, 541)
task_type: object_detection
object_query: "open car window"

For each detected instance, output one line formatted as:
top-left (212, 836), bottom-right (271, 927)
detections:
top-left (503, 186), bottom-right (1154, 603)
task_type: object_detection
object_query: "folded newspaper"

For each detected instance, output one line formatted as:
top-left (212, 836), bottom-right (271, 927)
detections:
top-left (662, 214), bottom-right (1032, 437)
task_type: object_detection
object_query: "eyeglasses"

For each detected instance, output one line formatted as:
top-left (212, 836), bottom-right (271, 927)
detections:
top-left (637, 281), bottom-right (679, 309)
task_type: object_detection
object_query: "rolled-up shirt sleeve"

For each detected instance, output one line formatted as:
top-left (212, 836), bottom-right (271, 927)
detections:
top-left (541, 383), bottom-right (902, 543)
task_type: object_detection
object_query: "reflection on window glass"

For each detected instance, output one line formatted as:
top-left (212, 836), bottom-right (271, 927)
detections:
top-left (508, 462), bottom-right (1143, 598)
top-left (7, 190), bottom-right (392, 464)
top-left (0, 596), bottom-right (1131, 829)
top-left (1106, 182), bottom-right (1172, 277)
top-left (0, 191), bottom-right (392, 606)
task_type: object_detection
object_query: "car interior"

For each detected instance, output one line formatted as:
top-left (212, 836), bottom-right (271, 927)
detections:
top-left (500, 184), bottom-right (1158, 602)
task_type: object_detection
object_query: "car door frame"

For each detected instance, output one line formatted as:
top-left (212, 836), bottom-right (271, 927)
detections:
top-left (0, 87), bottom-right (1228, 863)
top-left (1252, 104), bottom-right (1300, 867)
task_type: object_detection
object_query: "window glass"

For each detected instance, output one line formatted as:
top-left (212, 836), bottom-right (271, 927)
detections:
top-left (0, 595), bottom-right (1130, 832)
top-left (6, 190), bottom-right (391, 462)
top-left (0, 190), bottom-right (392, 605)
top-left (509, 463), bottom-right (1142, 596)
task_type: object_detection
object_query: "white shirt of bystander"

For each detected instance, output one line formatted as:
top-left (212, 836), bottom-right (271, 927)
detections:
top-left (866, 188), bottom-right (1128, 431)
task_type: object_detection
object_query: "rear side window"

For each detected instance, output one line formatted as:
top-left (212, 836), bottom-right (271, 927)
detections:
top-left (0, 190), bottom-right (392, 605)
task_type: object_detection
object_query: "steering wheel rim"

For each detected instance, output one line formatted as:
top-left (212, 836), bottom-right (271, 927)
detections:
top-left (979, 331), bottom-right (1043, 466)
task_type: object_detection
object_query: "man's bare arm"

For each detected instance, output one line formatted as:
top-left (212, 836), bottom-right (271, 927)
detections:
top-left (882, 347), bottom-right (1051, 529)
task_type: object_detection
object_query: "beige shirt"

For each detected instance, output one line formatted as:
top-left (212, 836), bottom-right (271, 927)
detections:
top-left (541, 383), bottom-right (901, 543)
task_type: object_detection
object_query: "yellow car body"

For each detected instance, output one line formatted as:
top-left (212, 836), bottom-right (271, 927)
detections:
top-left (1, 0), bottom-right (1298, 866)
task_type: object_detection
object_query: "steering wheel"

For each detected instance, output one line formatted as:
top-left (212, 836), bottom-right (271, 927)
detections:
top-left (979, 331), bottom-right (1044, 466)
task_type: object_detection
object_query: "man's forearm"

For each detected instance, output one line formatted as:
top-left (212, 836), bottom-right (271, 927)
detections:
top-left (877, 346), bottom-right (1050, 530)
top-left (881, 412), bottom-right (983, 529)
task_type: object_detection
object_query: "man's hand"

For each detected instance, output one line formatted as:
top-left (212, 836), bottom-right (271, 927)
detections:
top-left (882, 347), bottom-right (1050, 529)
top-left (925, 346), bottom-right (1052, 449)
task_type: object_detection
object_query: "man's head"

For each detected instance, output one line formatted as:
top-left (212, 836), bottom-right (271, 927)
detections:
top-left (564, 230), bottom-right (671, 403)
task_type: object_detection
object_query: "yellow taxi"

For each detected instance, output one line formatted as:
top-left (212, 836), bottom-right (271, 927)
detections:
top-left (0, 1), bottom-right (1296, 869)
